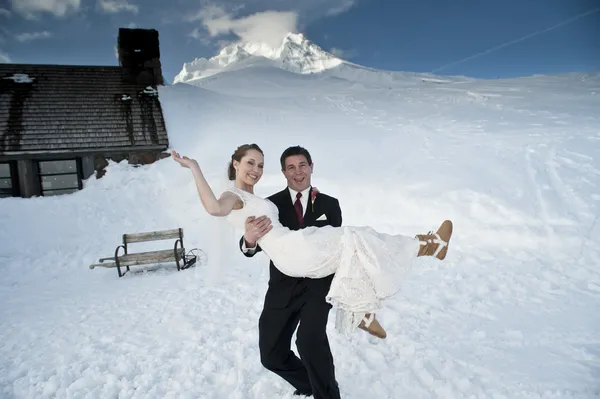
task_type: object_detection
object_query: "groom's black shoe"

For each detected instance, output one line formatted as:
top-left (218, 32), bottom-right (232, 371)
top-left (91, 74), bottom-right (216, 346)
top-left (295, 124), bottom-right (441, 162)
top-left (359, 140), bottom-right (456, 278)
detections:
top-left (293, 389), bottom-right (312, 397)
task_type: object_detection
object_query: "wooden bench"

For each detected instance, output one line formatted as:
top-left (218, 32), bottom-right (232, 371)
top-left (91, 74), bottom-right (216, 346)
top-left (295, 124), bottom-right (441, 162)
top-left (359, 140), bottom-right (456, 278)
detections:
top-left (89, 228), bottom-right (195, 277)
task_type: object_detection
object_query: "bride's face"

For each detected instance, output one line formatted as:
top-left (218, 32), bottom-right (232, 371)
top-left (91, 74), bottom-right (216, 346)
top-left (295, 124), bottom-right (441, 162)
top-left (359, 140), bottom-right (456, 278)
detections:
top-left (235, 149), bottom-right (264, 186)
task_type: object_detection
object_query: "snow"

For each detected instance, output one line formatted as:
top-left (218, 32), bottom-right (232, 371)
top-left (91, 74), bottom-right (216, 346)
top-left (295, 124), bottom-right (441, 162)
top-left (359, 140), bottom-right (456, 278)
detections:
top-left (141, 86), bottom-right (158, 96)
top-left (1, 61), bottom-right (600, 399)
top-left (3, 73), bottom-right (35, 83)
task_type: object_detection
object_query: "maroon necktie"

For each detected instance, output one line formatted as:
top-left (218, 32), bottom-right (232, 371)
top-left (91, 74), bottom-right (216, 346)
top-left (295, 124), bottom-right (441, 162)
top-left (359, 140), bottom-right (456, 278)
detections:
top-left (294, 192), bottom-right (304, 227)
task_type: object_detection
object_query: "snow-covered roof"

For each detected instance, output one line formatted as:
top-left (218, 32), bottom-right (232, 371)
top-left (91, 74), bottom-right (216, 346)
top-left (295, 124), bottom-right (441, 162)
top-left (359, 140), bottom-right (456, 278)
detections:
top-left (3, 73), bottom-right (35, 83)
top-left (0, 64), bottom-right (168, 154)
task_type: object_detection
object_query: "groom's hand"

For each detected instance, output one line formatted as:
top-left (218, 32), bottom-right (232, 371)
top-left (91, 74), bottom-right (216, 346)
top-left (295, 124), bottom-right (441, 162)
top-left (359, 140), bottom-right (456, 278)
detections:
top-left (244, 216), bottom-right (272, 247)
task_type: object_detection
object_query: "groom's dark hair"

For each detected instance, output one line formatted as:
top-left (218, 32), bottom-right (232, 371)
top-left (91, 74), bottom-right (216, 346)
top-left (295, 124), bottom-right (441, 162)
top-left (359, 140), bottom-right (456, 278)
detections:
top-left (280, 146), bottom-right (313, 170)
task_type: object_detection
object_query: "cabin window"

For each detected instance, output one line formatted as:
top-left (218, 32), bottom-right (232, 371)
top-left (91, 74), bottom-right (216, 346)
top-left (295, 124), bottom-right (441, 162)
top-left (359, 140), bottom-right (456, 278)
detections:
top-left (0, 162), bottom-right (19, 198)
top-left (38, 159), bottom-right (82, 196)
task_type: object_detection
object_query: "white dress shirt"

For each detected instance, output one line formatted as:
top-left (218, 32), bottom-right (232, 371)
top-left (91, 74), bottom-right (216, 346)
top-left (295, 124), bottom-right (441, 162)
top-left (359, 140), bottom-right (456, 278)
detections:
top-left (288, 185), bottom-right (311, 216)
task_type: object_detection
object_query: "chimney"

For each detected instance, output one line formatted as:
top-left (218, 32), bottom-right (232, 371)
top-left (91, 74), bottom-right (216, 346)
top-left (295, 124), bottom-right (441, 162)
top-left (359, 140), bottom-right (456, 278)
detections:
top-left (117, 28), bottom-right (164, 86)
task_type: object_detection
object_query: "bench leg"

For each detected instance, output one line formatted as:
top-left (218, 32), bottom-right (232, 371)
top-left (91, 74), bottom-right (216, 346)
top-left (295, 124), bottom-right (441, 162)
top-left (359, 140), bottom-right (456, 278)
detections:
top-left (174, 239), bottom-right (183, 271)
top-left (115, 245), bottom-right (128, 278)
top-left (117, 265), bottom-right (131, 278)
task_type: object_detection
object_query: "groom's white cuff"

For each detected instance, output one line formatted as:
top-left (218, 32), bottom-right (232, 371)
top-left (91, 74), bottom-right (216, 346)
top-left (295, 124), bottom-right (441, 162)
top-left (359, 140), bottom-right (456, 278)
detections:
top-left (242, 240), bottom-right (257, 254)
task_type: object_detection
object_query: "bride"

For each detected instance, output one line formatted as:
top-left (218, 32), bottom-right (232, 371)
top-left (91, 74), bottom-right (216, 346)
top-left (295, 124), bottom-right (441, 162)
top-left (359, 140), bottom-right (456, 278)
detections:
top-left (172, 144), bottom-right (453, 339)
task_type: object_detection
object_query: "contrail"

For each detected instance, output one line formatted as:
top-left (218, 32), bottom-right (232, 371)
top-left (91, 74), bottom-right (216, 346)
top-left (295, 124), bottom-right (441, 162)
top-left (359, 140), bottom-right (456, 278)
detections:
top-left (431, 7), bottom-right (600, 73)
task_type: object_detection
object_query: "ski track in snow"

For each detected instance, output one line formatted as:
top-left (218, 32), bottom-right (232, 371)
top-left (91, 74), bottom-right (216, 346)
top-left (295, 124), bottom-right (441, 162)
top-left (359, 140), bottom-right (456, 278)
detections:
top-left (1, 68), bottom-right (600, 398)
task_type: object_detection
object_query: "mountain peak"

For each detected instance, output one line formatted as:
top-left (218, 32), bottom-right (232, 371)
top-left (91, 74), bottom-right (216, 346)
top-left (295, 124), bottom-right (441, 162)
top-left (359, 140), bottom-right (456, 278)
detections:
top-left (284, 32), bottom-right (307, 45)
top-left (173, 32), bottom-right (343, 84)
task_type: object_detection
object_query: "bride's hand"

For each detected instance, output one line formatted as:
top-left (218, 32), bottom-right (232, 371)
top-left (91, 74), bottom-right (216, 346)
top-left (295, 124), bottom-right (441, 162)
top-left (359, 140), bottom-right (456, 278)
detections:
top-left (171, 150), bottom-right (199, 169)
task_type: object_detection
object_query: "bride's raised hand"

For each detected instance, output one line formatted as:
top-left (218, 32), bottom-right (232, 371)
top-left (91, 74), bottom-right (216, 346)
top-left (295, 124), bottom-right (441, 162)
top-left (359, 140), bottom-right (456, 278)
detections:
top-left (171, 150), bottom-right (199, 169)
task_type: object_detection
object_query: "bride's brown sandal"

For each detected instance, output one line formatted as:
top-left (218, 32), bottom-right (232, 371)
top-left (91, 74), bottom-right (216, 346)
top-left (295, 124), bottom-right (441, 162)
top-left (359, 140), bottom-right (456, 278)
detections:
top-left (416, 220), bottom-right (453, 260)
top-left (358, 313), bottom-right (387, 339)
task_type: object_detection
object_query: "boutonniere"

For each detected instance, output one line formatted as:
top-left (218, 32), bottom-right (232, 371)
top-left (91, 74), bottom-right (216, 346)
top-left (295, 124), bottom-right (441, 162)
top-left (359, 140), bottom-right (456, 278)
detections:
top-left (311, 187), bottom-right (319, 212)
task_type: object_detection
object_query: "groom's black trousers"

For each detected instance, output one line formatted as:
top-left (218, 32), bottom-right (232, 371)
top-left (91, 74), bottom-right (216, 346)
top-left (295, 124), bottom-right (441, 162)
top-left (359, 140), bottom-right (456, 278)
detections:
top-left (258, 275), bottom-right (340, 399)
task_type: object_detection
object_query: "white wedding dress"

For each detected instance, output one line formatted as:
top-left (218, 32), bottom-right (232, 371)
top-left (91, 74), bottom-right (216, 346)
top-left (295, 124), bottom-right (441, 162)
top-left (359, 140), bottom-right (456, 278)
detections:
top-left (225, 186), bottom-right (422, 334)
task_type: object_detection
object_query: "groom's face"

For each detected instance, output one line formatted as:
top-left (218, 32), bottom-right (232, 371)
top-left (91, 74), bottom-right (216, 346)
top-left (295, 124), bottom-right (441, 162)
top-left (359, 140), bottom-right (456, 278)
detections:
top-left (282, 155), bottom-right (313, 192)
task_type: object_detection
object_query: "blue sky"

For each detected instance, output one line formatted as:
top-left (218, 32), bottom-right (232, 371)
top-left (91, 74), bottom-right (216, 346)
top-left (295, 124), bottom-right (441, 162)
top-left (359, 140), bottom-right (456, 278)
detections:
top-left (0, 0), bottom-right (598, 82)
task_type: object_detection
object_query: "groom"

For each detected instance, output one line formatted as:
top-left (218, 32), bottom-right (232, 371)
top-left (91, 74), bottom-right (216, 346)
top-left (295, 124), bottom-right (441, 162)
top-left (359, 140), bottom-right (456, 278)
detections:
top-left (239, 146), bottom-right (342, 399)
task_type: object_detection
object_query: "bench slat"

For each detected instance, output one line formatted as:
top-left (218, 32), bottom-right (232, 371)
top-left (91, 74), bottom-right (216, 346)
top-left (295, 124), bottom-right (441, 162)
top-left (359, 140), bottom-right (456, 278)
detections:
top-left (89, 248), bottom-right (184, 269)
top-left (124, 229), bottom-right (183, 244)
top-left (119, 248), bottom-right (184, 266)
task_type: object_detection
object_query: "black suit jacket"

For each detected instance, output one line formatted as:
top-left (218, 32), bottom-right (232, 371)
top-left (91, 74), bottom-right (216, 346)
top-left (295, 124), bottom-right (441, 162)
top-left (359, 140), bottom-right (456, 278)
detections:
top-left (239, 186), bottom-right (342, 308)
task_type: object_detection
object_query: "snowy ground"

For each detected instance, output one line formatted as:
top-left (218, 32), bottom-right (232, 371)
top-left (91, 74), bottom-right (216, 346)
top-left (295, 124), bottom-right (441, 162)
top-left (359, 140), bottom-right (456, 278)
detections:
top-left (1, 65), bottom-right (600, 398)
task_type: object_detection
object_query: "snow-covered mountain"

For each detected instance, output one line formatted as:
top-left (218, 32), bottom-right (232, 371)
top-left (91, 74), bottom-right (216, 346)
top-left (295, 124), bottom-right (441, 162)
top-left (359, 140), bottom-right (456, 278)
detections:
top-left (173, 32), bottom-right (344, 83)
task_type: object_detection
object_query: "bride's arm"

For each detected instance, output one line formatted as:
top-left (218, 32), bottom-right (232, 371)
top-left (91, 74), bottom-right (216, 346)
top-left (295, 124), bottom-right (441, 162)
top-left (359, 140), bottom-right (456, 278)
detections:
top-left (172, 150), bottom-right (239, 217)
top-left (189, 165), bottom-right (238, 217)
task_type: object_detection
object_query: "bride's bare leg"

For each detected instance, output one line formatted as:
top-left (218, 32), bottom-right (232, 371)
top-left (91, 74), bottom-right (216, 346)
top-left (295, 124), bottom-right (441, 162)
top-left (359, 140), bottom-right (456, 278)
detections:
top-left (358, 313), bottom-right (387, 339)
top-left (416, 220), bottom-right (453, 260)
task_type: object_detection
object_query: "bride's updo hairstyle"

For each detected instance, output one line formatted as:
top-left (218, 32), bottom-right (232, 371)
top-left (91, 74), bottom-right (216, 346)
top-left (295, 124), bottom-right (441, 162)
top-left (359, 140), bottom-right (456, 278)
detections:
top-left (228, 143), bottom-right (264, 180)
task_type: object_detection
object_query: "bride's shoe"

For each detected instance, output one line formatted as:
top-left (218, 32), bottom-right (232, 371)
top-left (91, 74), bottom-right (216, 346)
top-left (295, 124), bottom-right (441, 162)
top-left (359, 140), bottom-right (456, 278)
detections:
top-left (416, 220), bottom-right (453, 260)
top-left (358, 313), bottom-right (387, 339)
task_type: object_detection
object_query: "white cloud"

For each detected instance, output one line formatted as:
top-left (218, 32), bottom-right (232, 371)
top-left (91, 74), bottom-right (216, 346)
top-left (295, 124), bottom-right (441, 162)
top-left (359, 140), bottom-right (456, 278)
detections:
top-left (189, 28), bottom-right (213, 46)
top-left (0, 8), bottom-right (11, 17)
top-left (189, 28), bottom-right (202, 39)
top-left (0, 50), bottom-right (10, 63)
top-left (98, 0), bottom-right (138, 14)
top-left (193, 5), bottom-right (298, 49)
top-left (184, 1), bottom-right (361, 49)
top-left (330, 47), bottom-right (357, 59)
top-left (185, 4), bottom-right (237, 23)
top-left (326, 0), bottom-right (354, 16)
top-left (10, 0), bottom-right (81, 19)
top-left (15, 31), bottom-right (53, 42)
top-left (188, 27), bottom-right (230, 49)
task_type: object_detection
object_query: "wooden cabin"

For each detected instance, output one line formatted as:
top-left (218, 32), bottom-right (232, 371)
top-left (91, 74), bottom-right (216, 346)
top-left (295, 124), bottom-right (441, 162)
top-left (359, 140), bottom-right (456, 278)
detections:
top-left (0, 28), bottom-right (170, 198)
